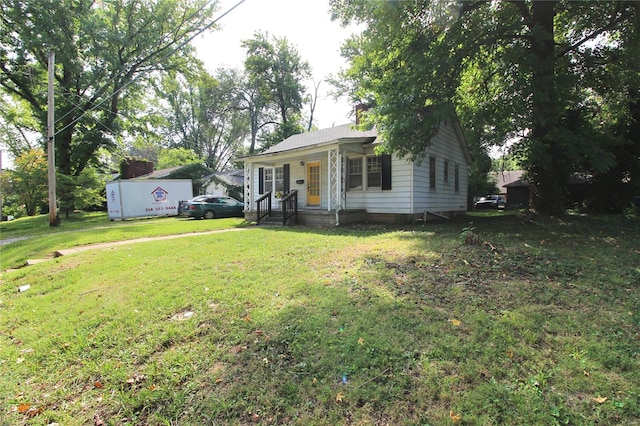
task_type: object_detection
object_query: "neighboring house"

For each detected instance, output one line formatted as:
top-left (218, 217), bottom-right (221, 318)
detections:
top-left (505, 173), bottom-right (595, 210)
top-left (241, 120), bottom-right (472, 226)
top-left (136, 166), bottom-right (184, 179)
top-left (504, 177), bottom-right (531, 209)
top-left (202, 169), bottom-right (244, 200)
top-left (486, 170), bottom-right (526, 207)
top-left (133, 164), bottom-right (214, 197)
top-left (491, 170), bottom-right (524, 198)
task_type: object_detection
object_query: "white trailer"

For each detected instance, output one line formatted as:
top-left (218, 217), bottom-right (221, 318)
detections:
top-left (106, 179), bottom-right (193, 220)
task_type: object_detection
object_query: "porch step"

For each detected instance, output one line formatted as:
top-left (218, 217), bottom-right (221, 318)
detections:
top-left (257, 213), bottom-right (295, 226)
top-left (259, 217), bottom-right (283, 226)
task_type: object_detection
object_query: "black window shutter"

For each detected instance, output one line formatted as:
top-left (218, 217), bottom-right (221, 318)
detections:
top-left (283, 164), bottom-right (290, 193)
top-left (258, 167), bottom-right (264, 194)
top-left (381, 154), bottom-right (392, 190)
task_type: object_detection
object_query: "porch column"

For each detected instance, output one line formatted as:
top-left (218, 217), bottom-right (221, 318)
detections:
top-left (328, 148), bottom-right (342, 211)
top-left (244, 162), bottom-right (252, 211)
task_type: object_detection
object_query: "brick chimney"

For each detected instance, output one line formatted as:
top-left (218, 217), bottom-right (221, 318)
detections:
top-left (120, 158), bottom-right (154, 179)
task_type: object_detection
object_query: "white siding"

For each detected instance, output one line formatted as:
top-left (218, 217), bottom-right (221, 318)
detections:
top-left (344, 152), bottom-right (414, 214)
top-left (204, 181), bottom-right (226, 197)
top-left (290, 161), bottom-right (308, 206)
top-left (412, 122), bottom-right (468, 213)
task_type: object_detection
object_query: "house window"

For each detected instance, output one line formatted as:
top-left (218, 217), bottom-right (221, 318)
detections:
top-left (443, 160), bottom-right (449, 184)
top-left (264, 168), bottom-right (273, 193)
top-left (367, 156), bottom-right (382, 188)
top-left (429, 156), bottom-right (436, 189)
top-left (454, 164), bottom-right (460, 192)
top-left (348, 157), bottom-right (362, 190)
top-left (275, 166), bottom-right (284, 194)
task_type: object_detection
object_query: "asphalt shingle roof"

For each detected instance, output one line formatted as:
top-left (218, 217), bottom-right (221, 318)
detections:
top-left (260, 123), bottom-right (377, 155)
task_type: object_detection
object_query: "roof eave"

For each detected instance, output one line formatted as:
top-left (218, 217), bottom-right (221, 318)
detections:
top-left (241, 136), bottom-right (376, 161)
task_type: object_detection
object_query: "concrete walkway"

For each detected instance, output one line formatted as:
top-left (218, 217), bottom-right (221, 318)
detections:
top-left (54, 227), bottom-right (252, 256)
top-left (3, 227), bottom-right (253, 273)
top-left (0, 237), bottom-right (29, 246)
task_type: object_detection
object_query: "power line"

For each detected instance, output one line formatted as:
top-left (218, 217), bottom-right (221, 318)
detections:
top-left (53, 0), bottom-right (247, 137)
top-left (55, 89), bottom-right (118, 134)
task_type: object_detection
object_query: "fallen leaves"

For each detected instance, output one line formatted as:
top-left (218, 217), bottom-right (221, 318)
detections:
top-left (126, 373), bottom-right (147, 388)
top-left (335, 391), bottom-right (344, 403)
top-left (15, 403), bottom-right (43, 418)
top-left (449, 409), bottom-right (462, 423)
top-left (449, 319), bottom-right (462, 326)
top-left (593, 395), bottom-right (608, 404)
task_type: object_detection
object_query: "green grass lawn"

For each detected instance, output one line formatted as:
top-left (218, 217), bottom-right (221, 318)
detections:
top-left (0, 212), bottom-right (639, 425)
top-left (0, 212), bottom-right (251, 271)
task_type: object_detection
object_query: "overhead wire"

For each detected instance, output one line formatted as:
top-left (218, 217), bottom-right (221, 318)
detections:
top-left (53, 0), bottom-right (247, 138)
top-left (55, 89), bottom-right (118, 134)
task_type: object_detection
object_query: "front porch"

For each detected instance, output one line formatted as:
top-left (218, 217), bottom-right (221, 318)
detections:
top-left (243, 188), bottom-right (448, 226)
top-left (243, 146), bottom-right (349, 214)
top-left (245, 207), bottom-right (368, 227)
top-left (244, 189), bottom-right (367, 226)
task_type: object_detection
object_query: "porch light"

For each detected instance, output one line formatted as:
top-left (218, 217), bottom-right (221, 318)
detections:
top-left (299, 161), bottom-right (305, 166)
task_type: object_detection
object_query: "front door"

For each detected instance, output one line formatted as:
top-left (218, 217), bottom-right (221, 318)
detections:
top-left (307, 162), bottom-right (320, 206)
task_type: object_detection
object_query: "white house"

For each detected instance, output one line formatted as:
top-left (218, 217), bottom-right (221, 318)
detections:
top-left (241, 119), bottom-right (471, 226)
top-left (202, 169), bottom-right (244, 200)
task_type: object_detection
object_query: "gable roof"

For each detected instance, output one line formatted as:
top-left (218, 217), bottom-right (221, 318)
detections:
top-left (205, 169), bottom-right (244, 187)
top-left (492, 170), bottom-right (524, 190)
top-left (135, 166), bottom-right (183, 179)
top-left (253, 123), bottom-right (377, 157)
top-left (244, 119), bottom-right (471, 165)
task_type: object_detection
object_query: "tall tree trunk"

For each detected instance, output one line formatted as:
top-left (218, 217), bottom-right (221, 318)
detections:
top-left (527, 1), bottom-right (564, 215)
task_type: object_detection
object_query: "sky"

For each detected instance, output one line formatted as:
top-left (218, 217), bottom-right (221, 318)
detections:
top-left (192, 0), bottom-right (362, 129)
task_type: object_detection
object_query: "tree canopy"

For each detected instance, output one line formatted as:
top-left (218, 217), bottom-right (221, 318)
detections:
top-left (242, 31), bottom-right (311, 151)
top-left (0, 0), bottom-right (218, 203)
top-left (330, 0), bottom-right (640, 214)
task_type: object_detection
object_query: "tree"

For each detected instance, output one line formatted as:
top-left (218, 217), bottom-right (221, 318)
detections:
top-left (492, 154), bottom-right (521, 173)
top-left (157, 148), bottom-right (203, 170)
top-left (2, 148), bottom-right (48, 216)
top-left (242, 32), bottom-right (311, 151)
top-left (57, 167), bottom-right (106, 215)
top-left (235, 68), bottom-right (277, 155)
top-left (330, 0), bottom-right (639, 215)
top-left (0, 95), bottom-right (40, 158)
top-left (156, 66), bottom-right (248, 170)
top-left (0, 0), bottom-right (218, 209)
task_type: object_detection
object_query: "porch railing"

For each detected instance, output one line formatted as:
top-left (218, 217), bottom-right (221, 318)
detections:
top-left (256, 191), bottom-right (272, 224)
top-left (281, 189), bottom-right (298, 226)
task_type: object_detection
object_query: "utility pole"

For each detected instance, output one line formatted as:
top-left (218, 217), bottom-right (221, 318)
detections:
top-left (47, 51), bottom-right (58, 227)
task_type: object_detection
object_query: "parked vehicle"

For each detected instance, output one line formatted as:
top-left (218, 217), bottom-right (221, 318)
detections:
top-left (474, 195), bottom-right (507, 210)
top-left (180, 195), bottom-right (244, 219)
